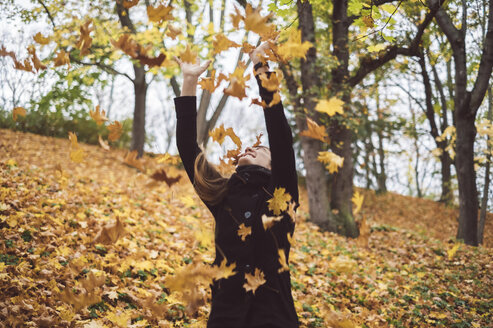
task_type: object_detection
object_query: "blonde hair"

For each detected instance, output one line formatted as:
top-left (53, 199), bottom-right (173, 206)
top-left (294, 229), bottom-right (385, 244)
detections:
top-left (193, 152), bottom-right (230, 205)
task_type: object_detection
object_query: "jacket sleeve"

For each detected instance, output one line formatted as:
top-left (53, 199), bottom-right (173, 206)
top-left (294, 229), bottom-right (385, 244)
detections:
top-left (255, 73), bottom-right (299, 208)
top-left (174, 96), bottom-right (201, 185)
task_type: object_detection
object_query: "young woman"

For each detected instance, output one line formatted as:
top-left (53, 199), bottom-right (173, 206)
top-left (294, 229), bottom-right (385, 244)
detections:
top-left (174, 42), bottom-right (299, 328)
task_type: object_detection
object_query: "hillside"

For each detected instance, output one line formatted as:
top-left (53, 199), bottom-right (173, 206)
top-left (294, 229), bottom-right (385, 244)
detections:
top-left (0, 128), bottom-right (491, 328)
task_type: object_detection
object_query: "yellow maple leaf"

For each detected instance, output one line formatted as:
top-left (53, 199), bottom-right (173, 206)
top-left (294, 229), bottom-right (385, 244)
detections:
top-left (278, 249), bottom-right (290, 273)
top-left (123, 150), bottom-right (145, 171)
top-left (368, 43), bottom-right (387, 53)
top-left (105, 308), bottom-right (132, 327)
top-left (315, 97), bottom-right (345, 116)
top-left (180, 44), bottom-right (197, 64)
top-left (147, 4), bottom-right (174, 23)
top-left (237, 223), bottom-right (252, 241)
top-left (180, 195), bottom-right (196, 208)
top-left (209, 124), bottom-right (242, 149)
top-left (75, 19), bottom-right (93, 56)
top-left (107, 121), bottom-right (123, 141)
top-left (90, 105), bottom-right (108, 126)
top-left (33, 32), bottom-right (50, 45)
top-left (299, 117), bottom-right (328, 143)
top-left (70, 148), bottom-right (86, 163)
top-left (318, 151), bottom-right (344, 173)
top-left (230, 6), bottom-right (244, 29)
top-left (243, 268), bottom-right (266, 294)
top-left (12, 107), bottom-right (26, 121)
top-left (244, 4), bottom-right (276, 40)
top-left (198, 70), bottom-right (218, 93)
top-left (258, 69), bottom-right (283, 92)
top-left (267, 187), bottom-right (292, 215)
top-left (213, 258), bottom-right (237, 281)
top-left (262, 214), bottom-right (283, 230)
top-left (277, 29), bottom-right (313, 60)
top-left (212, 33), bottom-right (240, 55)
top-left (94, 216), bottom-right (127, 245)
top-left (352, 191), bottom-right (364, 215)
top-left (166, 24), bottom-right (181, 39)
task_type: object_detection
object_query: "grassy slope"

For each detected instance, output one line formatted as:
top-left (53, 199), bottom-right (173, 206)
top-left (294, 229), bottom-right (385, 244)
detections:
top-left (0, 128), bottom-right (491, 328)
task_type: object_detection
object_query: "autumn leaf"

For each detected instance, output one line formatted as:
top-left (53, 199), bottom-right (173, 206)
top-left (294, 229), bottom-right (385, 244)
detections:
top-left (94, 216), bottom-right (127, 245)
top-left (252, 132), bottom-right (263, 148)
top-left (53, 49), bottom-right (70, 67)
top-left (237, 223), bottom-right (252, 241)
top-left (212, 33), bottom-right (240, 55)
top-left (447, 243), bottom-right (461, 260)
top-left (70, 148), bottom-right (86, 163)
top-left (75, 19), bottom-right (93, 56)
top-left (98, 135), bottom-right (110, 151)
top-left (267, 187), bottom-right (292, 215)
top-left (209, 124), bottom-right (242, 149)
top-left (258, 70), bottom-right (283, 92)
top-left (111, 34), bottom-right (139, 58)
top-left (355, 216), bottom-right (370, 249)
top-left (368, 43), bottom-right (387, 53)
top-left (147, 4), bottom-right (174, 23)
top-left (352, 191), bottom-right (364, 215)
top-left (299, 117), bottom-right (329, 143)
top-left (166, 24), bottom-right (181, 39)
top-left (27, 45), bottom-right (46, 71)
top-left (198, 70), bottom-right (218, 93)
top-left (318, 151), bottom-right (344, 173)
top-left (122, 0), bottom-right (139, 8)
top-left (330, 255), bottom-right (357, 274)
top-left (243, 268), bottom-right (266, 294)
top-left (213, 259), bottom-right (237, 281)
top-left (123, 150), bottom-right (145, 171)
top-left (12, 107), bottom-right (26, 121)
top-left (108, 121), bottom-right (123, 141)
top-left (244, 4), bottom-right (276, 40)
top-left (14, 57), bottom-right (33, 73)
top-left (179, 44), bottom-right (197, 64)
top-left (150, 168), bottom-right (182, 187)
top-left (262, 214), bottom-right (283, 230)
top-left (230, 6), bottom-right (244, 29)
top-left (315, 97), bottom-right (344, 116)
top-left (277, 29), bottom-right (313, 60)
top-left (90, 105), bottom-right (108, 126)
top-left (223, 62), bottom-right (251, 100)
top-left (278, 249), bottom-right (289, 273)
top-left (33, 32), bottom-right (50, 45)
top-left (59, 288), bottom-right (101, 313)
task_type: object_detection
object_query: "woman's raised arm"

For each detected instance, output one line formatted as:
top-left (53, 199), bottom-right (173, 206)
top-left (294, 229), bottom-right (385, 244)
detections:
top-left (174, 57), bottom-right (211, 184)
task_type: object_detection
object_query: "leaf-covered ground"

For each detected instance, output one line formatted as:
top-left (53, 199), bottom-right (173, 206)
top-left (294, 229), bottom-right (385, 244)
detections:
top-left (0, 128), bottom-right (492, 328)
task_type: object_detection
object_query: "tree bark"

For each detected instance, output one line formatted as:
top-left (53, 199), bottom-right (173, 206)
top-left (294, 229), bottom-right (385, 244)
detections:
top-left (436, 0), bottom-right (493, 246)
top-left (296, 0), bottom-right (335, 232)
top-left (132, 66), bottom-right (148, 157)
top-left (478, 86), bottom-right (492, 244)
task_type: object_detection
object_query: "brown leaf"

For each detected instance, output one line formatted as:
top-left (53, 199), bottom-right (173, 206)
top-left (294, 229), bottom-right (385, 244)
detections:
top-left (243, 268), bottom-right (266, 294)
top-left (150, 168), bottom-right (182, 187)
top-left (93, 216), bottom-right (127, 245)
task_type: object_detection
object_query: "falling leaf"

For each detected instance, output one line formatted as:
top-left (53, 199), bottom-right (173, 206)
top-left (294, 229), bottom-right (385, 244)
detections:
top-left (267, 187), bottom-right (292, 215)
top-left (123, 0), bottom-right (139, 9)
top-left (33, 32), bottom-right (50, 45)
top-left (53, 49), bottom-right (70, 67)
top-left (230, 6), bottom-right (244, 29)
top-left (278, 249), bottom-right (289, 273)
top-left (209, 124), bottom-right (242, 149)
top-left (355, 216), bottom-right (370, 249)
top-left (94, 216), bottom-right (127, 244)
top-left (223, 61), bottom-right (250, 100)
top-left (166, 25), bottom-right (181, 39)
top-left (242, 42), bottom-right (256, 54)
top-left (150, 168), bottom-right (182, 187)
top-left (70, 148), bottom-right (86, 163)
top-left (75, 19), bottom-right (93, 56)
top-left (237, 223), bottom-right (251, 241)
top-left (111, 34), bottom-right (139, 58)
top-left (252, 132), bottom-right (263, 148)
top-left (262, 214), bottom-right (283, 230)
top-left (243, 268), bottom-right (266, 294)
top-left (123, 150), bottom-right (145, 171)
top-left (258, 70), bottom-right (283, 92)
top-left (12, 107), bottom-right (26, 121)
top-left (179, 44), bottom-right (197, 64)
top-left (90, 105), bottom-right (108, 126)
top-left (27, 45), bottom-right (46, 71)
top-left (108, 121), bottom-right (123, 141)
top-left (147, 4), bottom-right (174, 23)
top-left (213, 259), bottom-right (237, 281)
top-left (198, 70), bottom-right (218, 93)
top-left (300, 117), bottom-right (329, 143)
top-left (277, 29), bottom-right (312, 60)
top-left (352, 191), bottom-right (364, 215)
top-left (98, 135), bottom-right (110, 151)
top-left (244, 4), bottom-right (276, 40)
top-left (58, 288), bottom-right (101, 312)
top-left (318, 151), bottom-right (344, 173)
top-left (212, 33), bottom-right (240, 55)
top-left (315, 97), bottom-right (344, 116)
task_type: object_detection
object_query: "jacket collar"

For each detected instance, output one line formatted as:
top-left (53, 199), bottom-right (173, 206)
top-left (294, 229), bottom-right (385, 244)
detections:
top-left (228, 164), bottom-right (271, 189)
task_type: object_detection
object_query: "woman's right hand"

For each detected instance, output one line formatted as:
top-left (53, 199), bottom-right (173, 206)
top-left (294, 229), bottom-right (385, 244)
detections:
top-left (174, 56), bottom-right (211, 79)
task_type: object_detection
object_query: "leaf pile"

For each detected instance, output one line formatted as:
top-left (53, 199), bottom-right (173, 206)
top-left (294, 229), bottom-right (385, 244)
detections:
top-left (0, 128), bottom-right (492, 328)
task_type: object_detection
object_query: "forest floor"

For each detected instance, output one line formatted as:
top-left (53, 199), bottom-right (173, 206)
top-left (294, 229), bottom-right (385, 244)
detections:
top-left (0, 128), bottom-right (492, 328)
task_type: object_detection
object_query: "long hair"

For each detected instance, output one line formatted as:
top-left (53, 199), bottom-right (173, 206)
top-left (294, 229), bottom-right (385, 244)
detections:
top-left (193, 152), bottom-right (230, 205)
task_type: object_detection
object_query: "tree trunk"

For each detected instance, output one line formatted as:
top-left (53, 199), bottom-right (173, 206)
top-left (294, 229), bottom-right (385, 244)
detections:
top-left (330, 0), bottom-right (358, 237)
top-left (478, 86), bottom-right (492, 244)
top-left (296, 0), bottom-right (335, 231)
top-left (131, 65), bottom-right (147, 157)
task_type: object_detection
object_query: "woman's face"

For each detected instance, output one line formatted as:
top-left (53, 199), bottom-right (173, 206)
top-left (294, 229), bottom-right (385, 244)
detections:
top-left (237, 146), bottom-right (271, 170)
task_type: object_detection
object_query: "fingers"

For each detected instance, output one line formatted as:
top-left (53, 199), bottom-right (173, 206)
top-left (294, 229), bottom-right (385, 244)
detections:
top-left (200, 59), bottom-right (212, 71)
top-left (173, 56), bottom-right (182, 66)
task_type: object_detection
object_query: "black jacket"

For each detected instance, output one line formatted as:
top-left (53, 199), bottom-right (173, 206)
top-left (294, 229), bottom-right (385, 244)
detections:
top-left (174, 73), bottom-right (299, 328)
